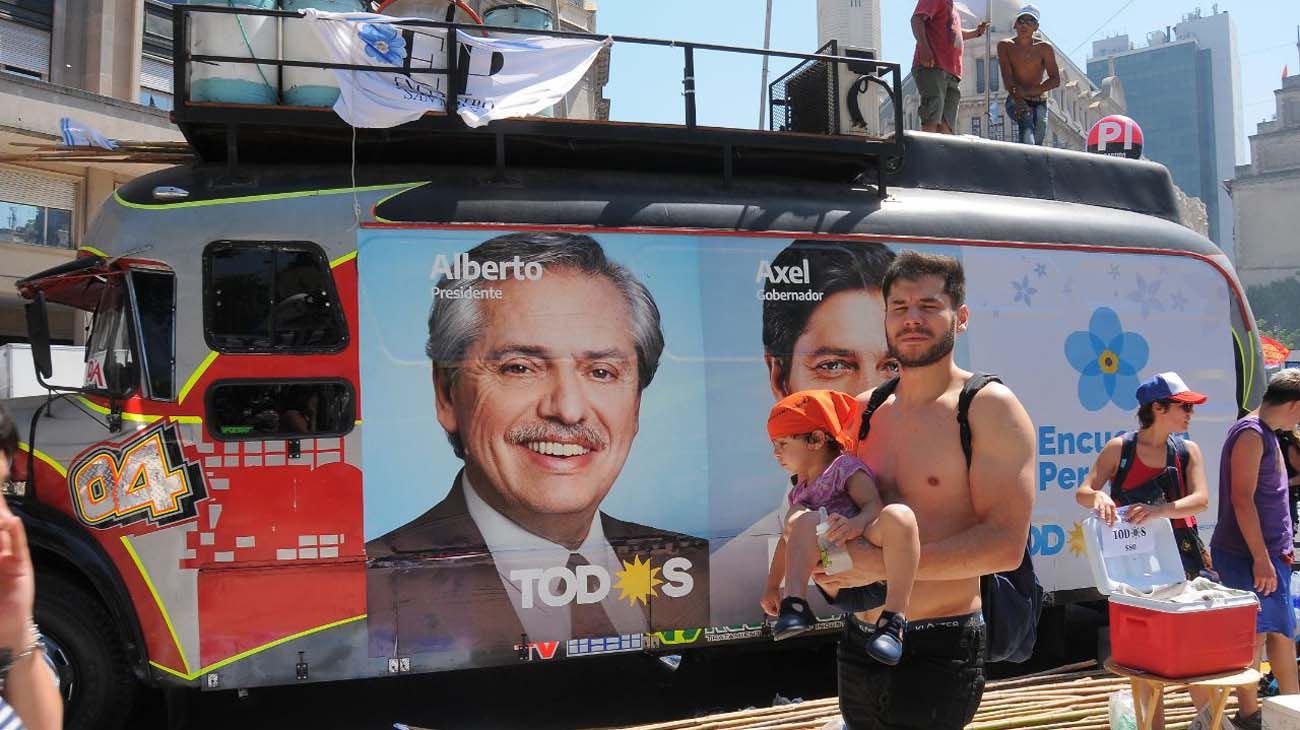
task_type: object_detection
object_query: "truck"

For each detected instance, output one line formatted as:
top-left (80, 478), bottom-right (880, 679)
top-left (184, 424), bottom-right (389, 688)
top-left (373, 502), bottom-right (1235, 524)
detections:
top-left (0, 5), bottom-right (1265, 728)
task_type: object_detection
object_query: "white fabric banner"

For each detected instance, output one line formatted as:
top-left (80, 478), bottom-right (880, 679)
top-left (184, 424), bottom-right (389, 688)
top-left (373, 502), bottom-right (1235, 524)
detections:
top-left (304, 10), bottom-right (609, 129)
top-left (59, 117), bottom-right (117, 150)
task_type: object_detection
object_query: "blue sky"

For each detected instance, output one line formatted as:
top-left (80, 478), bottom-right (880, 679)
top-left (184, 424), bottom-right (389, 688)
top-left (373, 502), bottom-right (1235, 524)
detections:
top-left (598, 1), bottom-right (1299, 163)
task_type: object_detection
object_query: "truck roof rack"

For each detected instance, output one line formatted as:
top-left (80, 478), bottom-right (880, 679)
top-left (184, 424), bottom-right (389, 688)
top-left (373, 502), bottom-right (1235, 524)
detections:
top-left (169, 4), bottom-right (905, 192)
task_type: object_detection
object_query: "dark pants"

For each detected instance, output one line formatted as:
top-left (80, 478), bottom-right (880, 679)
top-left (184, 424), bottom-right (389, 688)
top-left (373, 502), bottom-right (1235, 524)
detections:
top-left (837, 612), bottom-right (986, 730)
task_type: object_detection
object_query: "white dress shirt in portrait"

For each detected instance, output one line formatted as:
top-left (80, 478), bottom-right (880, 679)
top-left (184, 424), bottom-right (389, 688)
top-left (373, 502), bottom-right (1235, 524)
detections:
top-left (461, 474), bottom-right (649, 640)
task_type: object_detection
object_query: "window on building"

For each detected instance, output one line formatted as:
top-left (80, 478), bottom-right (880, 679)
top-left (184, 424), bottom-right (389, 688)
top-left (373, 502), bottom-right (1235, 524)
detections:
top-left (0, 170), bottom-right (75, 248)
top-left (0, 0), bottom-right (52, 25)
top-left (207, 380), bottom-right (356, 441)
top-left (990, 118), bottom-right (1005, 141)
top-left (990, 62), bottom-right (999, 92)
top-left (140, 0), bottom-right (182, 109)
top-left (971, 116), bottom-right (982, 137)
top-left (139, 54), bottom-right (173, 110)
top-left (204, 241), bottom-right (347, 353)
top-left (976, 58), bottom-right (985, 94)
top-left (0, 15), bottom-right (50, 79)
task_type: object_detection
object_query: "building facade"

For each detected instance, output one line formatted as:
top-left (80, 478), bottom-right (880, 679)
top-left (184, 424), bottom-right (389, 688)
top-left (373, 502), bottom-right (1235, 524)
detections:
top-left (816, 0), bottom-right (880, 55)
top-left (0, 0), bottom-right (186, 347)
top-left (880, 0), bottom-right (1126, 151)
top-left (1232, 72), bottom-right (1300, 292)
top-left (1087, 7), bottom-right (1240, 259)
top-left (0, 0), bottom-right (607, 352)
top-left (816, 0), bottom-right (882, 136)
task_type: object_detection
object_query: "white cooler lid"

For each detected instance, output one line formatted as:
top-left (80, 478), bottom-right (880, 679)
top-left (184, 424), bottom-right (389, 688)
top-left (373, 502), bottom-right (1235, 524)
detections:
top-left (1081, 513), bottom-right (1187, 595)
top-left (1109, 589), bottom-right (1259, 613)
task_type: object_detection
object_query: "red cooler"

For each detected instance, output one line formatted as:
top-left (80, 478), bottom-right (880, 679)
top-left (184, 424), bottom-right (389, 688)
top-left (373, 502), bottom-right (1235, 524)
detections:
top-left (1083, 514), bottom-right (1260, 678)
top-left (1108, 591), bottom-right (1258, 678)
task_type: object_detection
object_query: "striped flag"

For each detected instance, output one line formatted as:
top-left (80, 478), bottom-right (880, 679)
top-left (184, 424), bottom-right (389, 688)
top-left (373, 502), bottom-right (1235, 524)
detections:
top-left (59, 117), bottom-right (118, 150)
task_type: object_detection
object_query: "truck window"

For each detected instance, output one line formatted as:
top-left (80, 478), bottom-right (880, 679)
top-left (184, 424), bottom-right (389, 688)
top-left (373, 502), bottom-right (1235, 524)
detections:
top-left (130, 269), bottom-right (176, 400)
top-left (84, 278), bottom-right (137, 395)
top-left (206, 380), bottom-right (355, 441)
top-left (203, 242), bottom-right (346, 353)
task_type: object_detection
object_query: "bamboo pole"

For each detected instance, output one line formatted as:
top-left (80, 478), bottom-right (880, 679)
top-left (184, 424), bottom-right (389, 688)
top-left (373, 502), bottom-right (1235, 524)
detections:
top-left (608, 665), bottom-right (1243, 730)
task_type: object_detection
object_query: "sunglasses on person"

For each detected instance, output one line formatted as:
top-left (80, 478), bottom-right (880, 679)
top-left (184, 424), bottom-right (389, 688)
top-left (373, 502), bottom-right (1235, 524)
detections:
top-left (1016, 16), bottom-right (1039, 26)
top-left (1158, 400), bottom-right (1195, 413)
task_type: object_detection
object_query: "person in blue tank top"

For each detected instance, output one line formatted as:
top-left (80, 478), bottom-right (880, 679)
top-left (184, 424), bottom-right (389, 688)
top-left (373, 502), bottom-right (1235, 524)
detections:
top-left (1210, 369), bottom-right (1300, 730)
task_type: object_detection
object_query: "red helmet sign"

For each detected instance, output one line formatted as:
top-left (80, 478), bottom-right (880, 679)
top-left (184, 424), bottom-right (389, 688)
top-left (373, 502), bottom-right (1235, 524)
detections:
top-left (1087, 115), bottom-right (1144, 159)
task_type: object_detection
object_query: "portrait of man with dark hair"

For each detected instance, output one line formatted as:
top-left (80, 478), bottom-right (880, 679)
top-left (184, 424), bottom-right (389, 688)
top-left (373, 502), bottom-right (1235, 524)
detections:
top-left (711, 239), bottom-right (897, 624)
top-left (366, 232), bottom-right (709, 658)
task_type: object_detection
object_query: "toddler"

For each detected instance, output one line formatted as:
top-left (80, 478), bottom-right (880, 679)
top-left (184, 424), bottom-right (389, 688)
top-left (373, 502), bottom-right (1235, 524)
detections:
top-left (760, 389), bottom-right (919, 665)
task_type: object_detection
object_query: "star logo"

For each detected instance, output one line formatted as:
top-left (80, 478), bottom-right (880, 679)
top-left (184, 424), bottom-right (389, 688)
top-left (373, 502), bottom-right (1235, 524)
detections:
top-left (1067, 522), bottom-right (1086, 557)
top-left (613, 554), bottom-right (663, 607)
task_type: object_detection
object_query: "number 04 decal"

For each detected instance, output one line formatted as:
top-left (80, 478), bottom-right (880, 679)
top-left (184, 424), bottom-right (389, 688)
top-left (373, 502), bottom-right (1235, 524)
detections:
top-left (69, 421), bottom-right (208, 530)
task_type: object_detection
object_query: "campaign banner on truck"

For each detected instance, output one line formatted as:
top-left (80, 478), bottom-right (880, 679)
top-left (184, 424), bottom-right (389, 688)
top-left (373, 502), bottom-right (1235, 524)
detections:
top-left (355, 228), bottom-right (1238, 662)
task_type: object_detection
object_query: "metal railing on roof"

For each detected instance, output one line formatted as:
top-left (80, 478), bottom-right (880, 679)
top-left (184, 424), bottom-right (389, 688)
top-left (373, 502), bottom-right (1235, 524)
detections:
top-left (171, 4), bottom-right (905, 190)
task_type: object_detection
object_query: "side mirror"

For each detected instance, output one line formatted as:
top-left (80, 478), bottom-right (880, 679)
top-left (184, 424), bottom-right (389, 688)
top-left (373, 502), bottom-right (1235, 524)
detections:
top-left (25, 291), bottom-right (53, 381)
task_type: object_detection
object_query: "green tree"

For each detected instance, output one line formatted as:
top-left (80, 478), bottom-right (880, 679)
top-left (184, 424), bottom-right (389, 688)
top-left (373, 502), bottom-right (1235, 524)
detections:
top-left (1248, 277), bottom-right (1300, 347)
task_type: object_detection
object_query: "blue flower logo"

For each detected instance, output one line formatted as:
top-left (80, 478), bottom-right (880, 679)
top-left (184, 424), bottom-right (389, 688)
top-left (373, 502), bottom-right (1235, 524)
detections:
top-left (359, 23), bottom-right (406, 66)
top-left (1064, 307), bottom-right (1149, 411)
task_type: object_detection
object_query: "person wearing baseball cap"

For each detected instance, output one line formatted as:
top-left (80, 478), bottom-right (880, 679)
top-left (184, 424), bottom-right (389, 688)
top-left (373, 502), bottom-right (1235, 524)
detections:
top-left (996, 2), bottom-right (1059, 145)
top-left (1075, 370), bottom-right (1214, 726)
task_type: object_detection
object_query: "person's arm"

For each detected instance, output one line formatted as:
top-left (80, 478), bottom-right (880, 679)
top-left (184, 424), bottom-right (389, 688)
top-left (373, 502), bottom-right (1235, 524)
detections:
top-left (824, 471), bottom-right (882, 544)
top-left (1076, 438), bottom-right (1122, 525)
top-left (1026, 44), bottom-right (1061, 96)
top-left (911, 13), bottom-right (936, 68)
top-left (819, 384), bottom-right (1035, 587)
top-left (962, 20), bottom-right (990, 41)
top-left (1227, 431), bottom-right (1278, 595)
top-left (0, 501), bottom-right (61, 730)
top-left (761, 536), bottom-right (787, 616)
top-left (1285, 442), bottom-right (1300, 487)
top-left (1127, 440), bottom-right (1210, 524)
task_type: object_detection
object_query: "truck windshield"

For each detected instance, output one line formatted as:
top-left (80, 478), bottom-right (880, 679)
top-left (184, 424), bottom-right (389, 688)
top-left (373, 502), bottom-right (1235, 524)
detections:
top-left (84, 278), bottom-right (137, 395)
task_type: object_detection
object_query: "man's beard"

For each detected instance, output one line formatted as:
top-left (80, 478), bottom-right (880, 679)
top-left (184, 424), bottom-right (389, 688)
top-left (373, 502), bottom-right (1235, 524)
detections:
top-left (887, 322), bottom-right (956, 368)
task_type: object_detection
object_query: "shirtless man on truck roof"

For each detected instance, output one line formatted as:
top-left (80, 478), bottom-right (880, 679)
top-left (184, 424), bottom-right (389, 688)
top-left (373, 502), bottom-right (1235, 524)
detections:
top-left (815, 252), bottom-right (1035, 730)
top-left (996, 4), bottom-right (1060, 146)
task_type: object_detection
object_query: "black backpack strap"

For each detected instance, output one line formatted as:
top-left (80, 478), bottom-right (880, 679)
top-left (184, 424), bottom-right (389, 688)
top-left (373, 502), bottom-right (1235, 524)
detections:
top-left (1168, 434), bottom-right (1190, 499)
top-left (957, 373), bottom-right (1001, 468)
top-left (1112, 431), bottom-right (1138, 493)
top-left (857, 377), bottom-right (900, 442)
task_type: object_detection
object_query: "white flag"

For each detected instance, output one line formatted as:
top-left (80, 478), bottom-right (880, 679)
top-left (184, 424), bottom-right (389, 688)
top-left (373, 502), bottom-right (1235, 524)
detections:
top-left (452, 31), bottom-right (608, 128)
top-left (60, 117), bottom-right (118, 150)
top-left (304, 10), bottom-right (608, 129)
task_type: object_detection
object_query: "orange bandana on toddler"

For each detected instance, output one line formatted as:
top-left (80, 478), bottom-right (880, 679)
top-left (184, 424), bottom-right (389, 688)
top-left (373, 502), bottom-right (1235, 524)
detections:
top-left (767, 390), bottom-right (861, 452)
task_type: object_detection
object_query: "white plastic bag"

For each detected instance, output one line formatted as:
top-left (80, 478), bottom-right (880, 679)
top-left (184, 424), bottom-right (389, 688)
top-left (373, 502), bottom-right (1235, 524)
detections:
top-left (1186, 703), bottom-right (1235, 730)
top-left (1108, 688), bottom-right (1137, 730)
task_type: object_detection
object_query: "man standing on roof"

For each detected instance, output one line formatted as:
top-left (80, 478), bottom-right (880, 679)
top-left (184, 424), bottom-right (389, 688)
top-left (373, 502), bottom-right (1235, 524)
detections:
top-left (911, 0), bottom-right (989, 134)
top-left (1210, 369), bottom-right (1300, 730)
top-left (996, 4), bottom-right (1060, 146)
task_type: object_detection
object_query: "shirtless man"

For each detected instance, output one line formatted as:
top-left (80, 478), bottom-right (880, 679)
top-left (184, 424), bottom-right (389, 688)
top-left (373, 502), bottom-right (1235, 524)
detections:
top-left (815, 251), bottom-right (1035, 730)
top-left (996, 4), bottom-right (1060, 146)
